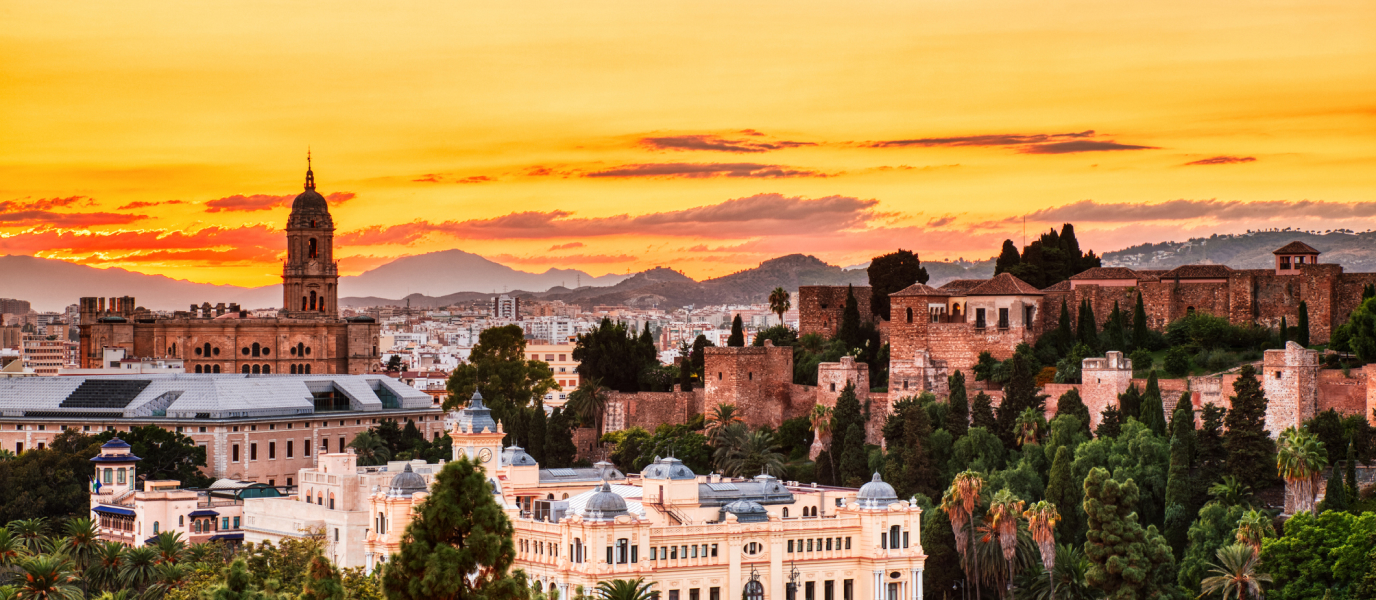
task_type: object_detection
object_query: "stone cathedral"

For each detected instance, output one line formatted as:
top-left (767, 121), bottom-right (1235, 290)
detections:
top-left (78, 161), bottom-right (382, 376)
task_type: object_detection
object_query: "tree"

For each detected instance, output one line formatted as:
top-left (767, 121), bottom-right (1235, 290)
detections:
top-left (1132, 294), bottom-right (1149, 349)
top-left (565, 379), bottom-right (609, 438)
top-left (1280, 316), bottom-right (1290, 344)
top-left (867, 249), bottom-right (929, 320)
top-left (828, 381), bottom-right (864, 476)
top-left (1197, 403), bottom-right (1230, 493)
top-left (204, 558), bottom-right (267, 600)
top-left (1138, 373), bottom-right (1167, 436)
top-left (690, 335), bottom-right (714, 379)
top-left (543, 408), bottom-right (578, 469)
top-left (1277, 427), bottom-right (1327, 514)
top-left (1116, 385), bottom-right (1142, 425)
top-left (381, 456), bottom-right (528, 600)
top-left (1177, 502), bottom-right (1248, 593)
top-left (727, 315), bottom-right (745, 347)
top-left (1081, 468), bottom-right (1176, 600)
top-left (447, 325), bottom-right (560, 449)
top-left (1258, 509), bottom-right (1376, 600)
top-left (1102, 302), bottom-right (1127, 351)
top-left (882, 396), bottom-right (938, 499)
top-left (1225, 365), bottom-right (1278, 486)
top-left (837, 285), bottom-right (863, 350)
top-left (1163, 346), bottom-right (1191, 377)
top-left (987, 489), bottom-right (1025, 597)
top-left (1296, 301), bottom-right (1310, 347)
top-left (1199, 544), bottom-right (1272, 600)
top-left (1076, 300), bottom-right (1097, 350)
top-left (15, 554), bottom-right (84, 600)
top-left (1317, 455), bottom-right (1347, 513)
top-left (594, 579), bottom-right (655, 600)
top-left (1331, 297), bottom-right (1376, 361)
top-left (768, 288), bottom-right (792, 324)
top-left (299, 553), bottom-right (344, 600)
top-left (809, 404), bottom-right (833, 458)
top-left (994, 240), bottom-right (1021, 275)
top-left (948, 371), bottom-right (970, 439)
top-left (1163, 398), bottom-right (1199, 555)
top-left (572, 319), bottom-right (657, 393)
top-left (347, 431), bottom-right (391, 466)
top-left (838, 424), bottom-right (868, 487)
top-left (996, 348), bottom-right (1044, 449)
top-left (705, 404), bottom-right (744, 446)
top-left (941, 471), bottom-right (985, 600)
top-left (1053, 389), bottom-right (1091, 440)
top-left (93, 425), bottom-right (212, 487)
top-left (971, 393), bottom-right (997, 432)
top-left (712, 425), bottom-right (786, 477)
top-left (1094, 405), bottom-right (1121, 439)
top-left (1014, 408), bottom-right (1044, 447)
top-left (1072, 420), bottom-right (1172, 531)
top-left (1234, 509), bottom-right (1274, 557)
top-left (1023, 501), bottom-right (1060, 600)
top-left (385, 355), bottom-right (404, 372)
top-left (1043, 446), bottom-right (1080, 548)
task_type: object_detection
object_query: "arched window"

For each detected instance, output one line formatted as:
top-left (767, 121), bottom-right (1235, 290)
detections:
top-left (744, 580), bottom-right (764, 600)
top-left (906, 307), bottom-right (913, 323)
top-left (252, 342), bottom-right (261, 357)
top-left (212, 365), bottom-right (221, 373)
top-left (262, 364), bottom-right (271, 375)
top-left (305, 364), bottom-right (312, 374)
top-left (290, 364), bottom-right (297, 374)
top-left (195, 365), bottom-right (203, 373)
top-left (252, 365), bottom-right (261, 374)
top-left (310, 291), bottom-right (317, 311)
top-left (302, 296), bottom-right (308, 311)
top-left (783, 507), bottom-right (789, 518)
top-left (242, 365), bottom-right (251, 374)
top-left (309, 238), bottom-right (318, 259)
top-left (329, 494), bottom-right (335, 509)
top-left (179, 515), bottom-right (184, 527)
top-left (152, 522), bottom-right (159, 534)
top-left (203, 343), bottom-right (212, 356)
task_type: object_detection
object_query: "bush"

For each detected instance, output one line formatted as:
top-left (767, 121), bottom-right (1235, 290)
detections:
top-left (1165, 312), bottom-right (1272, 352)
top-left (1164, 346), bottom-right (1191, 376)
top-left (1130, 348), bottom-right (1153, 371)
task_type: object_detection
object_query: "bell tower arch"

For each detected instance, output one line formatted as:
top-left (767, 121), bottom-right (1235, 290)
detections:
top-left (282, 153), bottom-right (339, 317)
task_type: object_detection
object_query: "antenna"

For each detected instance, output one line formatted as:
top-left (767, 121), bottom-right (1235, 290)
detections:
top-left (1022, 214), bottom-right (1026, 248)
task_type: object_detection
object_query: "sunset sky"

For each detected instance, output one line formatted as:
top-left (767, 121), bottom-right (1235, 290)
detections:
top-left (3, 1), bottom-right (1374, 288)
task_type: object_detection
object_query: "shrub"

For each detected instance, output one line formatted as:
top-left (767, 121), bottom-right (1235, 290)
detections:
top-left (1164, 346), bottom-right (1191, 376)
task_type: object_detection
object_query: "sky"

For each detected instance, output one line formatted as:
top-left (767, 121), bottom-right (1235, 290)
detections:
top-left (2, 0), bottom-right (1374, 288)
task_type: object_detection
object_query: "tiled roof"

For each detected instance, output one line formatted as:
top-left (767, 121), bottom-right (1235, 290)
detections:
top-left (966, 273), bottom-right (1044, 296)
top-left (1040, 280), bottom-right (1072, 292)
top-left (1273, 241), bottom-right (1321, 255)
top-left (938, 279), bottom-right (986, 293)
top-left (1162, 264), bottom-right (1233, 279)
top-left (1069, 267), bottom-right (1141, 280)
top-left (891, 283), bottom-right (950, 297)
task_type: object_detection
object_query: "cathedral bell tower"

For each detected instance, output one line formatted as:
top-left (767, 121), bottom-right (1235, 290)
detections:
top-left (282, 153), bottom-right (339, 317)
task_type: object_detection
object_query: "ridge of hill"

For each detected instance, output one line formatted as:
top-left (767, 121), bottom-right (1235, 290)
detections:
top-left (338, 249), bottom-right (627, 297)
top-left (0, 254), bottom-right (282, 312)
top-left (1103, 230), bottom-right (1376, 272)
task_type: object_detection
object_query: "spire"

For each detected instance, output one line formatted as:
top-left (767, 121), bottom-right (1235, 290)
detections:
top-left (304, 149), bottom-right (315, 190)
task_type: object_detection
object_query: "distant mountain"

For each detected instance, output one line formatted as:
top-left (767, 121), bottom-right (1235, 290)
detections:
top-left (0, 255), bottom-right (281, 312)
top-left (338, 249), bottom-right (627, 298)
top-left (1103, 230), bottom-right (1376, 272)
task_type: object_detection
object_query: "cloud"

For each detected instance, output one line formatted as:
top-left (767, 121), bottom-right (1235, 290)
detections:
top-left (411, 174), bottom-right (495, 184)
top-left (549, 242), bottom-right (585, 251)
top-left (0, 225), bottom-right (282, 255)
top-left (72, 247), bottom-right (281, 265)
top-left (203, 192), bottom-right (355, 213)
top-left (1018, 140), bottom-right (1158, 154)
top-left (1026, 199), bottom-right (1376, 223)
top-left (585, 163), bottom-right (828, 178)
top-left (118, 200), bottom-right (186, 210)
top-left (0, 211), bottom-right (148, 227)
top-left (0, 196), bottom-right (93, 212)
top-left (640, 134), bottom-right (815, 153)
top-left (1184, 156), bottom-right (1257, 166)
top-left (337, 193), bottom-right (881, 244)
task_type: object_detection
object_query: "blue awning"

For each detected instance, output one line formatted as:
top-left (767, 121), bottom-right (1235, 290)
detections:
top-left (188, 509), bottom-right (219, 518)
top-left (93, 505), bottom-right (136, 517)
top-left (209, 532), bottom-right (244, 541)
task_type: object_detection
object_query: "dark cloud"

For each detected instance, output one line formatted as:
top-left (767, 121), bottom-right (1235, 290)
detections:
top-left (1018, 140), bottom-right (1158, 154)
top-left (1026, 199), bottom-right (1376, 223)
top-left (117, 200), bottom-right (186, 210)
top-left (586, 163), bottom-right (828, 179)
top-left (0, 210), bottom-right (148, 228)
top-left (1184, 156), bottom-right (1257, 166)
top-left (641, 134), bottom-right (815, 153)
top-left (0, 196), bottom-right (94, 212)
top-left (0, 225), bottom-right (282, 255)
top-left (203, 192), bottom-right (355, 213)
top-left (412, 174), bottom-right (495, 184)
top-left (549, 242), bottom-right (585, 251)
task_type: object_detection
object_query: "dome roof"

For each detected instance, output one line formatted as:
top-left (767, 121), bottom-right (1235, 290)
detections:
top-left (292, 187), bottom-right (329, 213)
top-left (722, 499), bottom-right (769, 522)
top-left (856, 472), bottom-right (898, 508)
top-left (456, 391), bottom-right (498, 434)
top-left (101, 438), bottom-right (131, 449)
top-left (583, 481), bottom-right (629, 520)
top-left (641, 456), bottom-right (695, 480)
top-left (502, 445), bottom-right (537, 467)
top-left (387, 464), bottom-right (428, 498)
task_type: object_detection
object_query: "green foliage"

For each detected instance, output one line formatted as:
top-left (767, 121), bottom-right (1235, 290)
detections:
top-left (1053, 343), bottom-right (1093, 384)
top-left (1138, 373), bottom-right (1167, 436)
top-left (1081, 467), bottom-right (1178, 600)
top-left (1000, 225), bottom-right (1101, 289)
top-left (947, 371), bottom-right (969, 439)
top-left (1133, 293), bottom-right (1150, 349)
top-left (1163, 396), bottom-right (1199, 555)
top-left (1094, 405), bottom-right (1122, 439)
top-left (595, 579), bottom-right (656, 600)
top-left (1042, 446), bottom-right (1081, 547)
top-left (1163, 346), bottom-right (1191, 377)
top-left (727, 314), bottom-right (745, 347)
top-left (1318, 459), bottom-right (1347, 512)
top-left (690, 335), bottom-right (714, 379)
top-left (348, 431), bottom-right (391, 466)
top-left (950, 426), bottom-right (1006, 475)
top-left (446, 325), bottom-right (560, 451)
top-left (1053, 388), bottom-right (1092, 440)
top-left (572, 318), bottom-right (658, 393)
top-left (381, 456), bottom-right (529, 600)
top-left (93, 424), bottom-right (212, 487)
top-left (1072, 420), bottom-right (1170, 531)
top-left (1224, 365), bottom-right (1279, 486)
top-left (751, 324), bottom-right (797, 348)
top-left (866, 249), bottom-right (929, 320)
top-left (995, 239), bottom-right (1021, 275)
top-left (1165, 311), bottom-right (1273, 354)
top-left (542, 408), bottom-right (578, 468)
top-left (775, 416), bottom-right (815, 461)
top-left (973, 350), bottom-right (998, 383)
top-left (0, 430), bottom-right (99, 523)
top-left (1259, 510), bottom-right (1376, 600)
top-left (1116, 385), bottom-right (1142, 424)
top-left (1101, 301), bottom-right (1128, 352)
top-left (1076, 299), bottom-right (1098, 351)
top-left (827, 381), bottom-right (864, 475)
top-left (996, 345), bottom-right (1045, 449)
top-left (971, 392), bottom-right (997, 432)
top-left (839, 424), bottom-right (868, 488)
top-left (1297, 301), bottom-right (1311, 347)
top-left (1175, 502), bottom-right (1247, 592)
top-left (881, 396), bottom-right (938, 499)
top-left (711, 423), bottom-right (785, 477)
top-left (836, 284), bottom-right (865, 351)
top-left (1331, 297), bottom-right (1376, 361)
top-left (299, 553), bottom-right (344, 600)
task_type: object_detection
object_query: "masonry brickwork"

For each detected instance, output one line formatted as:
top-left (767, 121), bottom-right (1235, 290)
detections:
top-left (1080, 352), bottom-right (1134, 431)
top-left (701, 342), bottom-right (808, 429)
top-left (797, 285), bottom-right (873, 339)
top-left (1260, 342), bottom-right (1320, 434)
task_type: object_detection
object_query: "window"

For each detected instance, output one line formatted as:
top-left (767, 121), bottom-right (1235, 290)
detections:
top-left (805, 581), bottom-right (815, 600)
top-left (287, 440), bottom-right (293, 458)
top-left (250, 443), bottom-right (258, 461)
top-left (807, 539), bottom-right (813, 552)
top-left (153, 522), bottom-right (159, 534)
top-left (651, 547), bottom-right (658, 560)
top-left (906, 307), bottom-right (913, 323)
top-left (788, 540), bottom-right (794, 552)
top-left (616, 539), bottom-right (628, 564)
top-left (826, 537), bottom-right (832, 551)
top-left (670, 546), bottom-right (677, 559)
top-left (14, 442), bottom-right (21, 454)
top-left (745, 583), bottom-right (764, 600)
top-left (711, 544), bottom-right (717, 557)
top-left (903, 531), bottom-right (909, 548)
top-left (233, 517), bottom-right (240, 529)
top-left (975, 308), bottom-right (986, 328)
top-left (179, 515), bottom-right (184, 527)
top-left (232, 444), bottom-right (240, 462)
top-left (711, 588), bottom-right (721, 600)
top-left (670, 592), bottom-right (680, 600)
top-left (825, 581), bottom-right (834, 600)
top-left (335, 528), bottom-right (340, 542)
top-left (830, 383), bottom-right (835, 392)
top-left (998, 307), bottom-right (1009, 329)
top-left (845, 537), bottom-right (851, 549)
top-left (843, 581), bottom-right (853, 600)
top-left (269, 442), bottom-right (276, 460)
top-left (691, 589), bottom-right (700, 600)
top-left (631, 545), bottom-right (638, 563)
top-left (287, 477), bottom-right (293, 486)
top-left (881, 532), bottom-right (887, 549)
top-left (103, 468), bottom-right (112, 484)
top-left (890, 525), bottom-right (902, 549)
top-left (783, 507), bottom-right (789, 518)
top-left (222, 517), bottom-right (230, 530)
top-left (117, 468), bottom-right (127, 484)
top-left (692, 544), bottom-right (699, 558)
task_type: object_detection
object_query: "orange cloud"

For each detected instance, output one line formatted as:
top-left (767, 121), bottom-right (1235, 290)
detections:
top-left (204, 192), bottom-right (355, 213)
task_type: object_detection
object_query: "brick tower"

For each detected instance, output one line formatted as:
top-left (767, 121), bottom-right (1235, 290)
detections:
top-left (282, 153), bottom-right (338, 317)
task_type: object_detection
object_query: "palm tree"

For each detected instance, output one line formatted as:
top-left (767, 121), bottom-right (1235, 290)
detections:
top-left (988, 488), bottom-right (1025, 597)
top-left (144, 562), bottom-right (189, 598)
top-left (1276, 427), bottom-right (1327, 514)
top-left (118, 546), bottom-right (159, 591)
top-left (1023, 501), bottom-right (1060, 600)
top-left (347, 430), bottom-right (392, 466)
top-left (1234, 510), bottom-right (1274, 557)
top-left (1018, 544), bottom-right (1095, 600)
top-left (942, 471), bottom-right (985, 600)
top-left (705, 404), bottom-right (744, 446)
top-left (716, 428), bottom-right (786, 477)
top-left (594, 578), bottom-right (657, 600)
top-left (13, 555), bottom-right (83, 600)
top-left (61, 518), bottom-right (99, 575)
top-left (769, 288), bottom-right (792, 324)
top-left (567, 378), bottom-right (610, 436)
top-left (0, 449), bottom-right (14, 462)
top-left (151, 531), bottom-right (186, 565)
top-left (1199, 544), bottom-right (1272, 600)
top-left (85, 542), bottom-right (125, 594)
top-left (1208, 476), bottom-right (1255, 507)
top-left (1015, 408), bottom-right (1043, 447)
top-left (185, 543), bottom-right (219, 565)
top-left (7, 520), bottom-right (47, 555)
top-left (0, 528), bottom-right (25, 569)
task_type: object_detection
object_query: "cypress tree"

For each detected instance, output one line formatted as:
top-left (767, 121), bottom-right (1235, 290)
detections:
top-left (1163, 397), bottom-right (1198, 555)
top-left (947, 370), bottom-right (969, 439)
top-left (1319, 462), bottom-right (1347, 512)
top-left (815, 449), bottom-right (836, 486)
top-left (1044, 445), bottom-right (1081, 544)
top-left (300, 553), bottom-right (345, 600)
top-left (1297, 301), bottom-right (1310, 347)
top-left (544, 408), bottom-right (578, 469)
top-left (1280, 316), bottom-right (1289, 343)
top-left (1104, 301), bottom-right (1127, 351)
top-left (527, 401), bottom-right (547, 463)
top-left (1196, 403), bottom-right (1229, 495)
top-left (1132, 293), bottom-right (1149, 349)
top-left (1077, 299), bottom-right (1098, 349)
top-left (679, 357), bottom-right (693, 392)
top-left (728, 314), bottom-right (745, 347)
top-left (1117, 384), bottom-right (1143, 423)
top-left (382, 456), bottom-right (526, 600)
top-left (1347, 440), bottom-right (1359, 500)
top-left (1055, 388), bottom-right (1093, 439)
top-left (1223, 365), bottom-right (1278, 486)
top-left (994, 239), bottom-right (1021, 274)
top-left (829, 381), bottom-right (864, 479)
top-left (1057, 299), bottom-right (1075, 352)
top-left (1095, 405), bottom-right (1122, 439)
top-left (971, 392), bottom-right (997, 431)
top-left (839, 423), bottom-right (869, 488)
top-left (996, 350), bottom-right (1041, 448)
top-left (1139, 372), bottom-right (1167, 436)
top-left (837, 285), bottom-right (863, 349)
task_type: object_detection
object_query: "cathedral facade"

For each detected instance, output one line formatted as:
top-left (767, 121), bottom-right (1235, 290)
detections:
top-left (78, 163), bottom-right (382, 375)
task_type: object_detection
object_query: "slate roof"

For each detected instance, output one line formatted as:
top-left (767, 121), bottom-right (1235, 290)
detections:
top-left (966, 273), bottom-right (1044, 296)
top-left (1069, 267), bottom-right (1141, 280)
top-left (890, 283), bottom-right (950, 297)
top-left (696, 474), bottom-right (795, 507)
top-left (1162, 264), bottom-right (1234, 279)
top-left (1273, 241), bottom-right (1321, 255)
top-left (938, 279), bottom-right (986, 293)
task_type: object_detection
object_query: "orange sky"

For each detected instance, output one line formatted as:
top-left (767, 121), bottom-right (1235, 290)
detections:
top-left (3, 0), bottom-right (1374, 287)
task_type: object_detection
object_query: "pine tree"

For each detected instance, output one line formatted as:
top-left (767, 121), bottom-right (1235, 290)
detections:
top-left (1163, 397), bottom-right (1198, 555)
top-left (382, 456), bottom-right (528, 600)
top-left (1077, 299), bottom-right (1098, 350)
top-left (947, 371), bottom-right (969, 439)
top-left (837, 285), bottom-right (864, 349)
top-left (1057, 299), bottom-right (1075, 352)
top-left (1096, 405), bottom-right (1122, 439)
top-left (1117, 384), bottom-right (1142, 424)
top-left (1055, 388), bottom-right (1093, 439)
top-left (300, 553), bottom-right (345, 600)
top-left (1224, 365), bottom-right (1278, 486)
top-left (1132, 293), bottom-right (1149, 349)
top-left (1139, 372), bottom-right (1167, 436)
top-left (1196, 403), bottom-right (1229, 495)
top-left (829, 381), bottom-right (864, 480)
top-left (995, 239), bottom-right (1021, 274)
top-left (839, 423), bottom-right (869, 488)
top-left (996, 350), bottom-right (1042, 448)
top-left (971, 392), bottom-right (998, 432)
top-left (882, 397), bottom-right (937, 499)
top-left (1082, 468), bottom-right (1177, 600)
top-left (1297, 301), bottom-right (1311, 347)
top-left (205, 559), bottom-right (265, 600)
top-left (1319, 462), bottom-right (1347, 512)
top-left (728, 314), bottom-right (745, 347)
top-left (1044, 445), bottom-right (1081, 545)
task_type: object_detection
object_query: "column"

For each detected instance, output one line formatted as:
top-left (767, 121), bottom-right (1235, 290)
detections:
top-left (910, 570), bottom-right (921, 600)
top-left (728, 540), bottom-right (742, 600)
top-left (873, 571), bottom-right (882, 600)
top-left (770, 534), bottom-right (785, 600)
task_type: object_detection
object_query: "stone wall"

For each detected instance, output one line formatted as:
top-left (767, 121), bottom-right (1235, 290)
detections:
top-left (1081, 351), bottom-right (1134, 431)
top-left (817, 357), bottom-right (869, 407)
top-left (1261, 342), bottom-right (1320, 434)
top-left (702, 342), bottom-right (798, 429)
top-left (1317, 368), bottom-right (1368, 416)
top-left (797, 286), bottom-right (874, 339)
top-left (604, 390), bottom-right (702, 433)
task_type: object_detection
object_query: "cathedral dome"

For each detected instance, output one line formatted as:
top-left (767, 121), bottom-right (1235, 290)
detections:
top-left (856, 472), bottom-right (898, 508)
top-left (292, 187), bottom-right (329, 213)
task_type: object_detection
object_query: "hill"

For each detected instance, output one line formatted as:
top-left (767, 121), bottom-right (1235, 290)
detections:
top-left (0, 255), bottom-right (281, 312)
top-left (337, 249), bottom-right (627, 298)
top-left (1103, 230), bottom-right (1376, 272)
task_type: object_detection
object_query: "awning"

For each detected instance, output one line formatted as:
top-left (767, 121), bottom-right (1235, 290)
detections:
top-left (187, 509), bottom-right (219, 518)
top-left (208, 532), bottom-right (244, 541)
top-left (93, 505), bottom-right (136, 517)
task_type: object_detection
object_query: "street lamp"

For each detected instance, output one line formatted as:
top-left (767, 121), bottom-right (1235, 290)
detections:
top-left (787, 560), bottom-right (800, 600)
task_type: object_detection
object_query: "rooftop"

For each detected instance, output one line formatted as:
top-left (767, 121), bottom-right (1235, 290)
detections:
top-left (1273, 241), bottom-right (1321, 255)
top-left (965, 273), bottom-right (1044, 296)
top-left (1161, 264), bottom-right (1234, 279)
top-left (1069, 267), bottom-right (1141, 280)
top-left (889, 283), bottom-right (950, 297)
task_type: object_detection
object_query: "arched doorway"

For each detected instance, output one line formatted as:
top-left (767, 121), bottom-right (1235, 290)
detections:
top-left (744, 580), bottom-right (764, 600)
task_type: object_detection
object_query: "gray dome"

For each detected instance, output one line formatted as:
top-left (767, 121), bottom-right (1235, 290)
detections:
top-left (641, 456), bottom-right (695, 480)
top-left (502, 445), bottom-right (537, 467)
top-left (722, 499), bottom-right (769, 523)
top-left (387, 464), bottom-right (428, 498)
top-left (456, 391), bottom-right (498, 434)
top-left (291, 187), bottom-right (328, 213)
top-left (583, 482), bottom-right (629, 520)
top-left (856, 472), bottom-right (898, 508)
